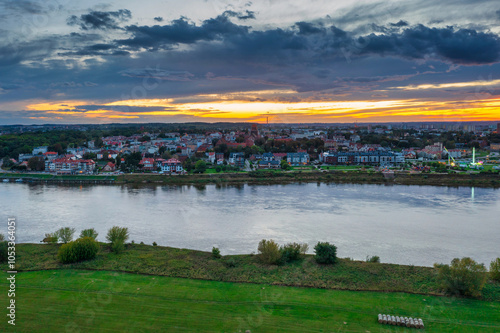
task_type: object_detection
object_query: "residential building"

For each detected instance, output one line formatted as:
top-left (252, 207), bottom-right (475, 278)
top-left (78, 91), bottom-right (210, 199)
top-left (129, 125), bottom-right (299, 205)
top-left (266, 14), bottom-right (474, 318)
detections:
top-left (229, 152), bottom-right (245, 167)
top-left (258, 160), bottom-right (281, 169)
top-left (287, 152), bottom-right (310, 165)
top-left (32, 146), bottom-right (48, 155)
top-left (215, 153), bottom-right (224, 165)
top-left (45, 157), bottom-right (95, 173)
top-left (161, 158), bottom-right (183, 173)
top-left (103, 162), bottom-right (116, 172)
top-left (139, 158), bottom-right (155, 170)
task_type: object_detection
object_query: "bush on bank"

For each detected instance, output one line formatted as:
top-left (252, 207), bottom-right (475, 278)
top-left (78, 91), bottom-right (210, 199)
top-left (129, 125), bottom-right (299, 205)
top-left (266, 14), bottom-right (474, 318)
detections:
top-left (57, 237), bottom-right (100, 264)
top-left (106, 226), bottom-right (130, 254)
top-left (435, 257), bottom-right (487, 298)
top-left (257, 239), bottom-right (281, 265)
top-left (314, 242), bottom-right (337, 264)
top-left (490, 258), bottom-right (500, 282)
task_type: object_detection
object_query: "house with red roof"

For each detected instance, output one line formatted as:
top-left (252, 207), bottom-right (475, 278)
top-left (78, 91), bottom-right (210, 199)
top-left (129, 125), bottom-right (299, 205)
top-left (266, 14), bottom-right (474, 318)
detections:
top-left (207, 152), bottom-right (216, 163)
top-left (160, 158), bottom-right (183, 173)
top-left (45, 157), bottom-right (95, 173)
top-left (139, 158), bottom-right (155, 170)
top-left (43, 151), bottom-right (58, 160)
top-left (103, 162), bottom-right (116, 172)
top-left (272, 153), bottom-right (287, 161)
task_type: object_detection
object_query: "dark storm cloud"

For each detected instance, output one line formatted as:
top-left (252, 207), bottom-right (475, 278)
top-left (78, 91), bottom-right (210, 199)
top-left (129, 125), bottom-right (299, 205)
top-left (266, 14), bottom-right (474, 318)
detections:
top-left (223, 10), bottom-right (256, 20)
top-left (0, 37), bottom-right (58, 67)
top-left (295, 22), bottom-right (324, 35)
top-left (67, 9), bottom-right (132, 30)
top-left (58, 42), bottom-right (130, 57)
top-left (119, 69), bottom-right (194, 81)
top-left (358, 25), bottom-right (500, 64)
top-left (60, 11), bottom-right (500, 66)
top-left (154, 17), bottom-right (163, 22)
top-left (389, 20), bottom-right (409, 27)
top-left (118, 15), bottom-right (249, 49)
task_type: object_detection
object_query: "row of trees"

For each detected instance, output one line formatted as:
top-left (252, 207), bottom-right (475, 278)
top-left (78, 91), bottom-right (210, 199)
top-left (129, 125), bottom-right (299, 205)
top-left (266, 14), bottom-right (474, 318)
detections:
top-left (257, 239), bottom-right (337, 265)
top-left (40, 226), bottom-right (130, 264)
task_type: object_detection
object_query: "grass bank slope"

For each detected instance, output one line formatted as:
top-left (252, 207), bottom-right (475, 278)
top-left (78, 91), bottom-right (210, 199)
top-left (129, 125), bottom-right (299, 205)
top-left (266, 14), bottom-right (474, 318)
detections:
top-left (4, 244), bottom-right (500, 301)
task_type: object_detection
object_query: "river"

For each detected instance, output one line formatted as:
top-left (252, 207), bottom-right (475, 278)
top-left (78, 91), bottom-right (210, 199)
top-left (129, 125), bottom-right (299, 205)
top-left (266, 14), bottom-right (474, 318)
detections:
top-left (1, 182), bottom-right (498, 267)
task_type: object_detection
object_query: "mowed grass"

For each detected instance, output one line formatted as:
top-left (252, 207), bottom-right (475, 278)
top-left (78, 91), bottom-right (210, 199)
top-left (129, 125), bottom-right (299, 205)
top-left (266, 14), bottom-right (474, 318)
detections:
top-left (0, 269), bottom-right (499, 333)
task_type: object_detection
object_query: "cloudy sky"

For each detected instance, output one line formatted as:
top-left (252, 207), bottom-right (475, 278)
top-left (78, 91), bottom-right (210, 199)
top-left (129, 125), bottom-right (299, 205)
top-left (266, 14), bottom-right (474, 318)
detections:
top-left (1, 0), bottom-right (500, 124)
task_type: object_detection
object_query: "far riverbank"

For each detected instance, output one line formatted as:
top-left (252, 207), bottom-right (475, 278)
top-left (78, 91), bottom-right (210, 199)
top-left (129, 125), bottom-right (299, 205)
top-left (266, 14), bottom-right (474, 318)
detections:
top-left (2, 170), bottom-right (499, 187)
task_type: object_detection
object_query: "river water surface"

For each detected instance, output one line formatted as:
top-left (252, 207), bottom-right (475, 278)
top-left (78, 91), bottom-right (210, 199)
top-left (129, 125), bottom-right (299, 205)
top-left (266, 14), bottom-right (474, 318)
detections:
top-left (1, 182), bottom-right (498, 267)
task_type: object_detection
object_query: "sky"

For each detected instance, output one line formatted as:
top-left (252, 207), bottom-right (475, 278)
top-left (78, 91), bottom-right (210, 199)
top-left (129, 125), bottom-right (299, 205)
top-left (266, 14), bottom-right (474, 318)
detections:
top-left (1, 0), bottom-right (500, 125)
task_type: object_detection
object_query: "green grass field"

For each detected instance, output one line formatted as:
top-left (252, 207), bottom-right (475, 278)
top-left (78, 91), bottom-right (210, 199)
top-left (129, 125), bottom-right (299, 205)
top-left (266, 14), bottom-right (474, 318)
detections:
top-left (0, 269), bottom-right (499, 332)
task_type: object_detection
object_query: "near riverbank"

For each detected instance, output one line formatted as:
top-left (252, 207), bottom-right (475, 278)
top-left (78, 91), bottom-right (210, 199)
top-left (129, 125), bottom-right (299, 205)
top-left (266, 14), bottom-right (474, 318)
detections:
top-left (4, 243), bottom-right (500, 301)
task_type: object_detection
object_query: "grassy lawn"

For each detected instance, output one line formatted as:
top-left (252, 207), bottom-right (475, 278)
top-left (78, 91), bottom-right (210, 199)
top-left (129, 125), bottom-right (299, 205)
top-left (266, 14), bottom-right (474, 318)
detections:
top-left (0, 269), bottom-right (498, 332)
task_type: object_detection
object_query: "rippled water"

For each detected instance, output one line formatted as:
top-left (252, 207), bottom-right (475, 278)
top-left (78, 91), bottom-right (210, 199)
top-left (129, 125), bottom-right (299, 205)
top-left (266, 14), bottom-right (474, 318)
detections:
top-left (1, 182), bottom-right (499, 266)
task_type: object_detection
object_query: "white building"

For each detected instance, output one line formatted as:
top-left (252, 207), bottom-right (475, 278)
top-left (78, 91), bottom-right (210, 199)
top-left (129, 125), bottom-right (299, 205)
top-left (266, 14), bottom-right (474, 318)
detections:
top-left (32, 146), bottom-right (48, 155)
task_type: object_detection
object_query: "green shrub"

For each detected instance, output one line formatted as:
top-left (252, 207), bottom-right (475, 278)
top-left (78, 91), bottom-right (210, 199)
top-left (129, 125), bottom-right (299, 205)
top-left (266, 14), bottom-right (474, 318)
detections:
top-left (366, 255), bottom-right (380, 263)
top-left (314, 242), bottom-right (337, 265)
top-left (280, 242), bottom-right (307, 263)
top-left (153, 242), bottom-right (157, 246)
top-left (80, 228), bottom-right (98, 240)
top-left (257, 239), bottom-right (281, 265)
top-left (215, 166), bottom-right (221, 173)
top-left (490, 258), bottom-right (500, 282)
top-left (56, 227), bottom-right (76, 243)
top-left (0, 241), bottom-right (8, 263)
top-left (225, 258), bottom-right (236, 268)
top-left (42, 233), bottom-right (58, 244)
top-left (212, 247), bottom-right (221, 259)
top-left (106, 226), bottom-right (129, 253)
top-left (111, 241), bottom-right (125, 254)
top-left (0, 234), bottom-right (4, 241)
top-left (57, 237), bottom-right (100, 264)
top-left (435, 257), bottom-right (487, 298)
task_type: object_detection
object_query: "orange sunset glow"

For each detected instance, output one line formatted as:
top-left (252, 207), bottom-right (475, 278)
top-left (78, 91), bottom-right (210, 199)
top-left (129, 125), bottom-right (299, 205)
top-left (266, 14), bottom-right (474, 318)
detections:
top-left (23, 92), bottom-right (500, 123)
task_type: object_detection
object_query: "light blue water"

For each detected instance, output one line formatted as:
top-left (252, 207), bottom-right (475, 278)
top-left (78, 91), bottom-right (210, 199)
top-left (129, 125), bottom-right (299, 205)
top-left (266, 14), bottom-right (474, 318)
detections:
top-left (1, 182), bottom-right (498, 266)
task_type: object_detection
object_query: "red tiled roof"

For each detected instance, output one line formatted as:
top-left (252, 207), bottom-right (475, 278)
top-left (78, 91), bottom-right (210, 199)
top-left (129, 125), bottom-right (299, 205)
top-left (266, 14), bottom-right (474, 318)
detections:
top-left (164, 158), bottom-right (181, 164)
